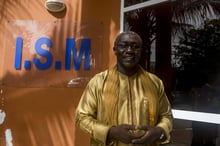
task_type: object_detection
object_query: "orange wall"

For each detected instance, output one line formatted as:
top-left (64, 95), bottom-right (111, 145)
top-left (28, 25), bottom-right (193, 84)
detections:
top-left (0, 0), bottom-right (120, 145)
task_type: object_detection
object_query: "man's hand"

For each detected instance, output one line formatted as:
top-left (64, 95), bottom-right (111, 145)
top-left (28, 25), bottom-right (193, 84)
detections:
top-left (131, 126), bottom-right (164, 145)
top-left (107, 124), bottom-right (144, 144)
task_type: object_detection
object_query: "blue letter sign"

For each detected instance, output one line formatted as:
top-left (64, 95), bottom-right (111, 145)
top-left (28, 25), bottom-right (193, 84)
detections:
top-left (14, 37), bottom-right (91, 71)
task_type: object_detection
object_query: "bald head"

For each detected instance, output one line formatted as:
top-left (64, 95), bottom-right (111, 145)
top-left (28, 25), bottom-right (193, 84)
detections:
top-left (114, 31), bottom-right (142, 47)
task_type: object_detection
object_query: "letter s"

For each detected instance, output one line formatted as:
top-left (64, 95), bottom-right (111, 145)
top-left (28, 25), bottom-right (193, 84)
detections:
top-left (33, 37), bottom-right (53, 70)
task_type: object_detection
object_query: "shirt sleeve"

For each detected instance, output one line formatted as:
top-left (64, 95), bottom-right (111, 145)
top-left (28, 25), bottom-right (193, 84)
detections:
top-left (155, 79), bottom-right (173, 144)
top-left (75, 73), bottom-right (111, 145)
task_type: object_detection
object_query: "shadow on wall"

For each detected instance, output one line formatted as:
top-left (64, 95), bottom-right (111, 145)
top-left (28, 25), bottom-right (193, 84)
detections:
top-left (0, 86), bottom-right (83, 146)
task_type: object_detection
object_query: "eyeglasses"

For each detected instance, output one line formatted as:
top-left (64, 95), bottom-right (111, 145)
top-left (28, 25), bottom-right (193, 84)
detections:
top-left (116, 43), bottom-right (141, 51)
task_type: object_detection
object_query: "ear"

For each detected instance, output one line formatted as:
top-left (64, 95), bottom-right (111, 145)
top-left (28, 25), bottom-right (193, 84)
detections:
top-left (113, 46), bottom-right (117, 54)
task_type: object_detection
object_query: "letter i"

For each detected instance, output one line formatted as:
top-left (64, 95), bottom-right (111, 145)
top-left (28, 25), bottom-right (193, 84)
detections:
top-left (14, 37), bottom-right (23, 70)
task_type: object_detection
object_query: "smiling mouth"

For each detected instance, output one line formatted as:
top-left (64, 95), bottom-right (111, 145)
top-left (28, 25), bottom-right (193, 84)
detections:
top-left (124, 56), bottom-right (135, 61)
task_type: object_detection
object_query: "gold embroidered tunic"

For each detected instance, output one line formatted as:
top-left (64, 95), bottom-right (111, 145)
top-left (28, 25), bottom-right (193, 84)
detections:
top-left (75, 68), bottom-right (173, 146)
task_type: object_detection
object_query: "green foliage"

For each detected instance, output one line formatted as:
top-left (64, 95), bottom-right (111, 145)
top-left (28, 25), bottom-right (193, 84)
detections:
top-left (173, 19), bottom-right (220, 89)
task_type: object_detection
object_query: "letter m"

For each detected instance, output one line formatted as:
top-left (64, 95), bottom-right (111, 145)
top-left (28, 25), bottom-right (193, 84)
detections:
top-left (65, 38), bottom-right (91, 70)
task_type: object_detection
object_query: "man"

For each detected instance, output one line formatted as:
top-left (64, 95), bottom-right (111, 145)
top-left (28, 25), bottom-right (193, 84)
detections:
top-left (75, 31), bottom-right (173, 146)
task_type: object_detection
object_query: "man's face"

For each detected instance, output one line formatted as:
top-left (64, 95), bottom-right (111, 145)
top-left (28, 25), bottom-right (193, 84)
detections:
top-left (114, 33), bottom-right (142, 71)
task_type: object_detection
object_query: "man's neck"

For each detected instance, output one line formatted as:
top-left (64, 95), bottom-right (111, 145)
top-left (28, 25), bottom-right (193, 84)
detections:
top-left (117, 65), bottom-right (139, 76)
